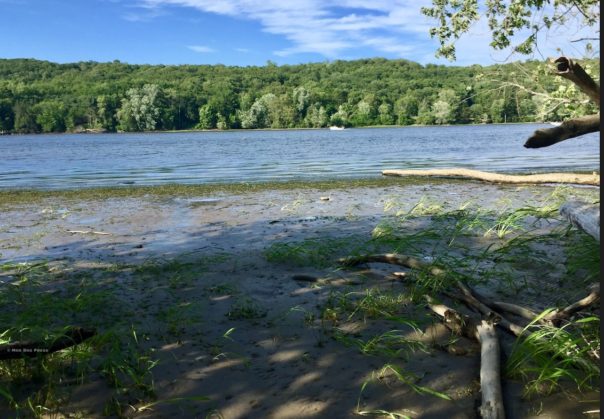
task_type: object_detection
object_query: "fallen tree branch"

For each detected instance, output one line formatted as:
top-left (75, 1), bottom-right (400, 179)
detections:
top-left (425, 295), bottom-right (480, 340)
top-left (382, 168), bottom-right (599, 186)
top-left (489, 302), bottom-right (539, 322)
top-left (544, 283), bottom-right (600, 325)
top-left (554, 57), bottom-right (600, 106)
top-left (338, 253), bottom-right (445, 276)
top-left (67, 230), bottom-right (111, 235)
top-left (476, 320), bottom-right (506, 419)
top-left (559, 200), bottom-right (600, 242)
top-left (0, 327), bottom-right (96, 360)
top-left (523, 113), bottom-right (600, 148)
top-left (426, 297), bottom-right (505, 419)
top-left (449, 290), bottom-right (525, 337)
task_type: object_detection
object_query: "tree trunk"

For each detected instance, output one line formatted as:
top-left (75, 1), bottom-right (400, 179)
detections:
top-left (524, 56), bottom-right (600, 148)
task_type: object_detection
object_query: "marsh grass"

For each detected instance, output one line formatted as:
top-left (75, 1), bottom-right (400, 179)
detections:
top-left (0, 252), bottom-right (231, 416)
top-left (226, 297), bottom-right (267, 320)
top-left (505, 311), bottom-right (600, 397)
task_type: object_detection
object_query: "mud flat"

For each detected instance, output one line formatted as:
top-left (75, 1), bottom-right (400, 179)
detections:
top-left (0, 180), bottom-right (599, 418)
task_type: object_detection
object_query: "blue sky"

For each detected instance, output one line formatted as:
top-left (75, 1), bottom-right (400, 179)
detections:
top-left (0, 0), bottom-right (598, 66)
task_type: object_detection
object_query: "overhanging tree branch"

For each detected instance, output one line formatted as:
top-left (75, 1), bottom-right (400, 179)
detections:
top-left (524, 57), bottom-right (600, 148)
top-left (524, 113), bottom-right (600, 148)
top-left (554, 57), bottom-right (600, 106)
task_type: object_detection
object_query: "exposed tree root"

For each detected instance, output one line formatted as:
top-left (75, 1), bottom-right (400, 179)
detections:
top-left (381, 168), bottom-right (599, 186)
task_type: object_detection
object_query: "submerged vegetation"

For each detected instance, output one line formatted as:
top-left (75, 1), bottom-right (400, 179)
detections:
top-left (0, 57), bottom-right (599, 134)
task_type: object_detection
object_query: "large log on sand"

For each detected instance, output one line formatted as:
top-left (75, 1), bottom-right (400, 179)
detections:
top-left (382, 168), bottom-right (599, 186)
top-left (560, 200), bottom-right (600, 241)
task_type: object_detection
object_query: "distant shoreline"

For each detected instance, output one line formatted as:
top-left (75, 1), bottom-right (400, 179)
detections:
top-left (2, 121), bottom-right (553, 136)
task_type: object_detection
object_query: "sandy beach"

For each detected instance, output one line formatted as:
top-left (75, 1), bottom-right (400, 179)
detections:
top-left (0, 180), bottom-right (599, 418)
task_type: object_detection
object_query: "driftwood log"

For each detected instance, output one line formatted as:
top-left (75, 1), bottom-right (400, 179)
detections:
top-left (544, 283), bottom-right (600, 326)
top-left (343, 253), bottom-right (598, 418)
top-left (476, 321), bottom-right (506, 419)
top-left (0, 327), bottom-right (96, 360)
top-left (426, 297), bottom-right (505, 419)
top-left (560, 200), bottom-right (600, 242)
top-left (524, 57), bottom-right (600, 148)
top-left (381, 169), bottom-right (599, 186)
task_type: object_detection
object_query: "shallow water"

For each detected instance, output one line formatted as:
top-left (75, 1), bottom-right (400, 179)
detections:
top-left (1, 124), bottom-right (599, 189)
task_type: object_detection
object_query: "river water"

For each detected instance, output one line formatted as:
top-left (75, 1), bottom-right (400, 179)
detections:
top-left (1, 124), bottom-right (599, 189)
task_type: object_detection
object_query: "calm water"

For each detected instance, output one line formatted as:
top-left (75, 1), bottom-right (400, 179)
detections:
top-left (1, 124), bottom-right (599, 189)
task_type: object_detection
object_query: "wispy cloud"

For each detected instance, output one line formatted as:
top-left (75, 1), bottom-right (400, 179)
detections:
top-left (141, 0), bottom-right (431, 59)
top-left (188, 45), bottom-right (215, 53)
top-left (235, 48), bottom-right (251, 53)
top-left (139, 0), bottom-right (598, 64)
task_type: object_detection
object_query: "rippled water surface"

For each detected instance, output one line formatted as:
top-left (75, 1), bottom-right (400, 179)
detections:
top-left (1, 124), bottom-right (599, 189)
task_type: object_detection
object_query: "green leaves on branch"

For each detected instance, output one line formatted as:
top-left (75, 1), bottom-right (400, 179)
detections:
top-left (422, 0), bottom-right (600, 60)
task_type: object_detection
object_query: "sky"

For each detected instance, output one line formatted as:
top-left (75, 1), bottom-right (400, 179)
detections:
top-left (0, 0), bottom-right (598, 67)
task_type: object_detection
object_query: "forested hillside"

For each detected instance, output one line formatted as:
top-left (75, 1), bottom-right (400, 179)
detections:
top-left (0, 57), bottom-right (598, 133)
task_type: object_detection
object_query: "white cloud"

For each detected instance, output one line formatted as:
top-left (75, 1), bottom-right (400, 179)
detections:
top-left (141, 0), bottom-right (430, 59)
top-left (139, 0), bottom-right (599, 65)
top-left (188, 45), bottom-right (215, 53)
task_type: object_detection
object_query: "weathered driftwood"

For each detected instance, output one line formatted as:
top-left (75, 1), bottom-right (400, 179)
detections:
top-left (340, 252), bottom-right (525, 337)
top-left (490, 301), bottom-right (539, 322)
top-left (560, 200), bottom-right (600, 242)
top-left (381, 168), bottom-right (599, 186)
top-left (66, 230), bottom-right (111, 235)
top-left (425, 295), bottom-right (480, 340)
top-left (524, 114), bottom-right (600, 148)
top-left (0, 327), bottom-right (96, 360)
top-left (449, 290), bottom-right (525, 337)
top-left (426, 297), bottom-right (505, 419)
top-left (476, 321), bottom-right (506, 419)
top-left (524, 57), bottom-right (600, 148)
top-left (544, 283), bottom-right (600, 325)
top-left (338, 253), bottom-right (445, 276)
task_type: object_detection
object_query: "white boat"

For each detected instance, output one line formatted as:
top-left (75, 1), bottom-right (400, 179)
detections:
top-left (329, 126), bottom-right (345, 130)
top-left (549, 121), bottom-right (562, 126)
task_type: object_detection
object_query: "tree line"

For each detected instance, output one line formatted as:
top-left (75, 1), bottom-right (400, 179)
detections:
top-left (0, 57), bottom-right (598, 134)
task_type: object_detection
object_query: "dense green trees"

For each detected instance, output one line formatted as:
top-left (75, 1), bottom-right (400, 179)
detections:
top-left (0, 57), bottom-right (598, 134)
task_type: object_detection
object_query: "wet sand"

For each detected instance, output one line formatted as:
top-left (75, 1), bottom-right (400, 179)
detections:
top-left (0, 181), bottom-right (599, 418)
